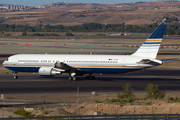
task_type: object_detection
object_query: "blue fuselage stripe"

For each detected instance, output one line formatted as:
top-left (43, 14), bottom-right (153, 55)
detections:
top-left (143, 42), bottom-right (161, 44)
top-left (4, 66), bottom-right (141, 74)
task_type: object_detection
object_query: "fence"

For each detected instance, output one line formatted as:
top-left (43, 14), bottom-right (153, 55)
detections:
top-left (1, 101), bottom-right (180, 117)
top-left (1, 104), bottom-right (180, 119)
top-left (1, 114), bottom-right (180, 120)
top-left (1, 94), bottom-right (180, 117)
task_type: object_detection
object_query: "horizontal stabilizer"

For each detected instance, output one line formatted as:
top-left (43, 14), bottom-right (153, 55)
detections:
top-left (161, 58), bottom-right (179, 62)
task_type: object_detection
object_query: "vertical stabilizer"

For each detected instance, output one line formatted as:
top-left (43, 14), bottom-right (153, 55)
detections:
top-left (132, 24), bottom-right (167, 59)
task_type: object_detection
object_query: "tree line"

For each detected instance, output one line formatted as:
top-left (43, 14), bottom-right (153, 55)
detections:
top-left (0, 22), bottom-right (180, 35)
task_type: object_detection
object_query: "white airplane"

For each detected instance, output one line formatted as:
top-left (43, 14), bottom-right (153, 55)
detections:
top-left (2, 23), bottom-right (173, 80)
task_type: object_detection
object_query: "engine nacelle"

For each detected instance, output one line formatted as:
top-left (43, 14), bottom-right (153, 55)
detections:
top-left (39, 67), bottom-right (62, 76)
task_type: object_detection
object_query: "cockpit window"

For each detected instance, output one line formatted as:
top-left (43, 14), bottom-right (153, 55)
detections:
top-left (5, 58), bottom-right (9, 61)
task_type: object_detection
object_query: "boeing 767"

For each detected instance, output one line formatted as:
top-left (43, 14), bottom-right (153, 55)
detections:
top-left (3, 22), bottom-right (174, 80)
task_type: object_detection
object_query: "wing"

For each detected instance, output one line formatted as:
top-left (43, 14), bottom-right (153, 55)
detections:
top-left (39, 62), bottom-right (87, 76)
top-left (54, 62), bottom-right (86, 75)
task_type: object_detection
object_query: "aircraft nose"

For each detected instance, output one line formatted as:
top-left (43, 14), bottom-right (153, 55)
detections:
top-left (2, 61), bottom-right (6, 66)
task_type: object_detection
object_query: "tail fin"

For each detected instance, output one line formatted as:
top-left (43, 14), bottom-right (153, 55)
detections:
top-left (132, 24), bottom-right (167, 59)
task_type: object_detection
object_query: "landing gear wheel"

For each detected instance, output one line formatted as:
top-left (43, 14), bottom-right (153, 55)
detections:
top-left (72, 77), bottom-right (78, 81)
top-left (69, 77), bottom-right (78, 81)
top-left (69, 77), bottom-right (72, 81)
top-left (14, 76), bottom-right (18, 79)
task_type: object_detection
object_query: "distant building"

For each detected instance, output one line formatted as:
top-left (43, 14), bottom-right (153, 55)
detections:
top-left (138, 6), bottom-right (155, 10)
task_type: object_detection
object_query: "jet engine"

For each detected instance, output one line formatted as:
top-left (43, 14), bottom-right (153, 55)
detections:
top-left (39, 67), bottom-right (62, 76)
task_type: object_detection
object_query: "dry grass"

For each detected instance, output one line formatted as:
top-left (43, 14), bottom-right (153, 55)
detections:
top-left (51, 22), bottom-right (82, 26)
top-left (67, 9), bottom-right (85, 12)
top-left (157, 56), bottom-right (180, 69)
top-left (0, 38), bottom-right (145, 43)
top-left (1, 5), bottom-right (180, 26)
top-left (123, 18), bottom-right (153, 25)
top-left (2, 92), bottom-right (180, 116)
top-left (0, 37), bottom-right (179, 44)
top-left (0, 67), bottom-right (11, 74)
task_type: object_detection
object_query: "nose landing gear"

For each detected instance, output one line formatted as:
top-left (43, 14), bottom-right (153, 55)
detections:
top-left (12, 71), bottom-right (18, 79)
top-left (13, 75), bottom-right (18, 79)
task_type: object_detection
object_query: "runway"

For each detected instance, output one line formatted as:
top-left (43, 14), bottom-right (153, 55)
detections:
top-left (1, 35), bottom-right (180, 40)
top-left (0, 38), bottom-right (180, 94)
top-left (0, 68), bottom-right (179, 94)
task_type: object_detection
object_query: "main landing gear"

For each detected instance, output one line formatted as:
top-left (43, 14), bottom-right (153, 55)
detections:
top-left (69, 73), bottom-right (96, 81)
top-left (69, 76), bottom-right (95, 81)
top-left (13, 75), bottom-right (18, 79)
top-left (69, 77), bottom-right (78, 81)
top-left (12, 71), bottom-right (18, 79)
top-left (69, 73), bottom-right (78, 81)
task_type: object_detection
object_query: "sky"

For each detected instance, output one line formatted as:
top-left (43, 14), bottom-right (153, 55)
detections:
top-left (0, 0), bottom-right (160, 6)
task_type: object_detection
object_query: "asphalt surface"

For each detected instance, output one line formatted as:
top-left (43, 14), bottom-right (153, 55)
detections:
top-left (1, 39), bottom-right (180, 54)
top-left (1, 35), bottom-right (180, 40)
top-left (0, 39), bottom-right (180, 94)
top-left (1, 52), bottom-right (180, 59)
top-left (0, 68), bottom-right (179, 94)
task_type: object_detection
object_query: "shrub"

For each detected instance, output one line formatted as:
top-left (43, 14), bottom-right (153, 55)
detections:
top-left (44, 33), bottom-right (59, 36)
top-left (144, 97), bottom-right (148, 100)
top-left (117, 93), bottom-right (127, 99)
top-left (127, 96), bottom-right (132, 103)
top-left (36, 114), bottom-right (44, 117)
top-left (120, 100), bottom-right (124, 104)
top-left (134, 97), bottom-right (139, 100)
top-left (120, 103), bottom-right (123, 106)
top-left (8, 115), bottom-right (13, 118)
top-left (13, 108), bottom-right (34, 117)
top-left (146, 101), bottom-right (152, 105)
top-left (39, 106), bottom-right (44, 110)
top-left (44, 110), bottom-right (48, 114)
top-left (122, 83), bottom-right (134, 98)
top-left (106, 98), bottom-right (110, 102)
top-left (120, 99), bottom-right (127, 104)
top-left (117, 83), bottom-right (134, 99)
top-left (57, 104), bottom-right (61, 107)
top-left (145, 84), bottom-right (165, 99)
top-left (110, 98), bottom-right (119, 102)
top-left (65, 32), bottom-right (74, 36)
top-left (31, 33), bottom-right (44, 36)
top-left (175, 97), bottom-right (178, 100)
top-left (22, 32), bottom-right (27, 36)
top-left (97, 34), bottom-right (105, 36)
top-left (168, 97), bottom-right (173, 100)
top-left (95, 100), bottom-right (99, 103)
